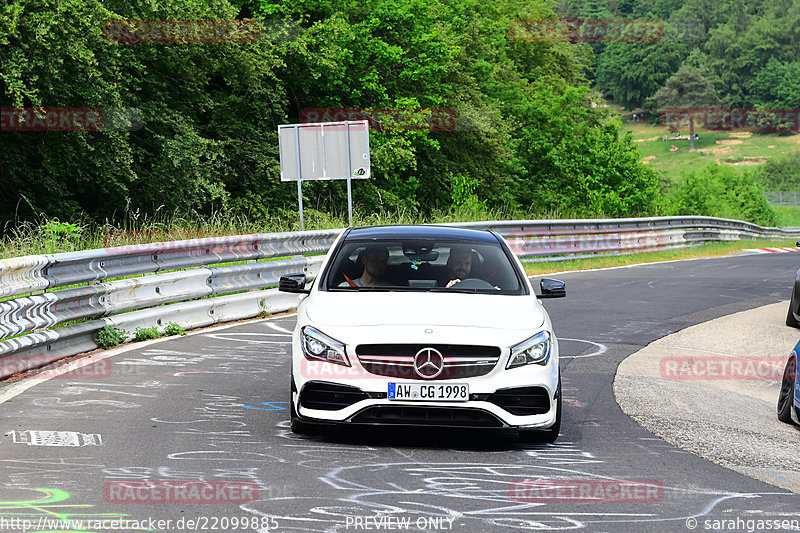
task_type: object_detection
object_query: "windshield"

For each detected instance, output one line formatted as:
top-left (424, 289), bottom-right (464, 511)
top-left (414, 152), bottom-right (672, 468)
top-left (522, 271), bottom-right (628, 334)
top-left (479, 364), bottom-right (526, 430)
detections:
top-left (322, 238), bottom-right (526, 294)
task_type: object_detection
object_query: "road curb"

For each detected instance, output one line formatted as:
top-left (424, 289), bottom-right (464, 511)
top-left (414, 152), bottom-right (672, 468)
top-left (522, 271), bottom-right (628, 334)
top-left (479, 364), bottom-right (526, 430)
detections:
top-left (614, 301), bottom-right (800, 493)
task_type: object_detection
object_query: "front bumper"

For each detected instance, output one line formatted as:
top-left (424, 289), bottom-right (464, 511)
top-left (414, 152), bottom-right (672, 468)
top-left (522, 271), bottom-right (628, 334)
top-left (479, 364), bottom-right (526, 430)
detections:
top-left (290, 319), bottom-right (560, 430)
top-left (292, 378), bottom-right (560, 430)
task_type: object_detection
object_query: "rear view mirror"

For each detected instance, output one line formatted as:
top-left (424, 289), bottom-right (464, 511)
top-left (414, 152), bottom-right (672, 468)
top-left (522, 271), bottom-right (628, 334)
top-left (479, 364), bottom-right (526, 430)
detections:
top-left (279, 273), bottom-right (310, 294)
top-left (538, 278), bottom-right (566, 298)
top-left (403, 242), bottom-right (439, 262)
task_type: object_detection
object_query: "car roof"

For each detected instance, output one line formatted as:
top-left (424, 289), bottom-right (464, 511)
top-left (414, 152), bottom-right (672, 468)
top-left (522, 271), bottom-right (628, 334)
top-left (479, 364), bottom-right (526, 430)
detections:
top-left (345, 225), bottom-right (500, 243)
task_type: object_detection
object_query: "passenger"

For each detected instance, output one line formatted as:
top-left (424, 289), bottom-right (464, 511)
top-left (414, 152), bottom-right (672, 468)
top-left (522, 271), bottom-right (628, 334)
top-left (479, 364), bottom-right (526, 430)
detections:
top-left (339, 246), bottom-right (391, 287)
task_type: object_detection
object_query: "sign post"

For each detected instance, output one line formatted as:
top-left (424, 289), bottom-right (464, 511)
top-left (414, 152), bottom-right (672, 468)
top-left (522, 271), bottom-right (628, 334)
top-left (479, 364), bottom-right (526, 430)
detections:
top-left (278, 120), bottom-right (370, 230)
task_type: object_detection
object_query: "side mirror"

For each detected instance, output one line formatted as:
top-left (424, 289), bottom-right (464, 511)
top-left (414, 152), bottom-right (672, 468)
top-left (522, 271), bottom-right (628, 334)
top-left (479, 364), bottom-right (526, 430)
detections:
top-left (279, 273), bottom-right (310, 294)
top-left (538, 278), bottom-right (566, 298)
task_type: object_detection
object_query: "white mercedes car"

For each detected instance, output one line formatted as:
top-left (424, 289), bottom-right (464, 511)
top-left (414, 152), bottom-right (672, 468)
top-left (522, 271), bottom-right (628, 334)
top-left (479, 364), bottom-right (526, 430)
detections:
top-left (279, 225), bottom-right (566, 442)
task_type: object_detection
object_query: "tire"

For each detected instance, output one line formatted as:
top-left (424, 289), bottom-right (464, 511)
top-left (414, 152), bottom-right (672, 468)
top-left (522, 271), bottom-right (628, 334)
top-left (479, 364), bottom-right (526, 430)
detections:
top-left (787, 284), bottom-right (800, 328)
top-left (787, 303), bottom-right (800, 328)
top-left (519, 376), bottom-right (562, 443)
top-left (290, 401), bottom-right (314, 435)
top-left (778, 356), bottom-right (797, 424)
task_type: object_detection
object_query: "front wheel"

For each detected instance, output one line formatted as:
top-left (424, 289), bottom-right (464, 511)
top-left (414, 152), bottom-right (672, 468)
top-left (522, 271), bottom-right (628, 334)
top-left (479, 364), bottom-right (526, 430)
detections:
top-left (787, 304), bottom-right (800, 328)
top-left (778, 356), bottom-right (797, 424)
top-left (787, 284), bottom-right (800, 328)
top-left (519, 376), bottom-right (561, 443)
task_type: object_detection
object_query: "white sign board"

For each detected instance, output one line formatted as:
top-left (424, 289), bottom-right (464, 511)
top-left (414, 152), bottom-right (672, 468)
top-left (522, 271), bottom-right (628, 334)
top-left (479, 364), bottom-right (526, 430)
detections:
top-left (278, 120), bottom-right (370, 181)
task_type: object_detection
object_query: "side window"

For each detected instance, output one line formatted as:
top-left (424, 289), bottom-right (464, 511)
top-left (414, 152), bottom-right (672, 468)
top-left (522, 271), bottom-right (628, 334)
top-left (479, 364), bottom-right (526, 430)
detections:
top-left (329, 245), bottom-right (364, 287)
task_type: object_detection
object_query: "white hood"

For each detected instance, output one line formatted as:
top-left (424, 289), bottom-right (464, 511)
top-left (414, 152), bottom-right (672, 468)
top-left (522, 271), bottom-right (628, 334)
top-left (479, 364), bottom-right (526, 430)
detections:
top-left (305, 291), bottom-right (545, 330)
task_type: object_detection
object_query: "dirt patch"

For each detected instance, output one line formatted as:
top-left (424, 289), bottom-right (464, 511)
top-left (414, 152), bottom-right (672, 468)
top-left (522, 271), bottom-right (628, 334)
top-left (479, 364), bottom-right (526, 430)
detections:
top-left (634, 136), bottom-right (661, 142)
top-left (716, 139), bottom-right (744, 145)
top-left (641, 155), bottom-right (657, 161)
top-left (728, 132), bottom-right (753, 138)
top-left (768, 145), bottom-right (775, 148)
top-left (697, 146), bottom-right (731, 155)
top-left (721, 157), bottom-right (767, 166)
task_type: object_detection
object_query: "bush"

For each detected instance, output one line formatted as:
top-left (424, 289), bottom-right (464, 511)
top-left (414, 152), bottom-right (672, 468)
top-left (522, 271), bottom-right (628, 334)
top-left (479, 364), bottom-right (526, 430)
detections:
top-left (96, 326), bottom-right (128, 348)
top-left (756, 151), bottom-right (800, 191)
top-left (134, 326), bottom-right (162, 341)
top-left (43, 220), bottom-right (83, 243)
top-left (164, 322), bottom-right (186, 336)
top-left (666, 163), bottom-right (778, 226)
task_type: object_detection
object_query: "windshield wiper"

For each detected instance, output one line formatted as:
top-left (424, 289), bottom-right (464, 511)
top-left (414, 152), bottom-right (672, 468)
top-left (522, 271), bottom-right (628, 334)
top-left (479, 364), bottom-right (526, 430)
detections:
top-left (428, 287), bottom-right (482, 294)
top-left (341, 286), bottom-right (393, 292)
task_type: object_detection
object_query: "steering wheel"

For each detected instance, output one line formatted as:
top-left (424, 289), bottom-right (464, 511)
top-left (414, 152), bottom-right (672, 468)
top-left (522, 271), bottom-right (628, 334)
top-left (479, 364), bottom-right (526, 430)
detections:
top-left (448, 278), bottom-right (495, 290)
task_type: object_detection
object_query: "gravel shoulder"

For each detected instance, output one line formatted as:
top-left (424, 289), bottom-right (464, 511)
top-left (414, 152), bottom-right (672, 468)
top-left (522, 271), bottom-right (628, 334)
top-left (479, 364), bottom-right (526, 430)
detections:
top-left (614, 300), bottom-right (800, 493)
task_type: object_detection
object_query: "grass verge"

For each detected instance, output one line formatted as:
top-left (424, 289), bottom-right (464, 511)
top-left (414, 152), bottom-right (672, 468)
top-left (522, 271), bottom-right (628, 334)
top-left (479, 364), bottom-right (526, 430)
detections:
top-left (0, 205), bottom-right (635, 260)
top-left (524, 238), bottom-right (798, 276)
top-left (774, 206), bottom-right (800, 227)
top-left (615, 104), bottom-right (800, 183)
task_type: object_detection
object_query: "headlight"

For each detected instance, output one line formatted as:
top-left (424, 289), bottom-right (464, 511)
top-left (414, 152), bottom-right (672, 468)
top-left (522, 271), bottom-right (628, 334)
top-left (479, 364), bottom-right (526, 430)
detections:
top-left (507, 331), bottom-right (551, 369)
top-left (301, 326), bottom-right (350, 366)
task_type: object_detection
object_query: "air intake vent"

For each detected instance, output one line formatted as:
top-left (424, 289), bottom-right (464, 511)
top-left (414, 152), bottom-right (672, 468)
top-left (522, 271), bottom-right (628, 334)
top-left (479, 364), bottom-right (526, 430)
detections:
top-left (299, 382), bottom-right (369, 411)
top-left (349, 406), bottom-right (505, 428)
top-left (486, 387), bottom-right (551, 416)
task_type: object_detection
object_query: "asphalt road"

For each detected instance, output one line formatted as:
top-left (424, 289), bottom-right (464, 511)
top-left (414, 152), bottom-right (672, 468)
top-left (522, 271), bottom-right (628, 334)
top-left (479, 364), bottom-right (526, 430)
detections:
top-left (1, 252), bottom-right (799, 533)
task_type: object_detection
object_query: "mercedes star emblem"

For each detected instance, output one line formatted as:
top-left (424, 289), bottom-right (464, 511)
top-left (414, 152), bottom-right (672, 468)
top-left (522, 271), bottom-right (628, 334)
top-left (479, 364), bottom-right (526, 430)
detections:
top-left (413, 347), bottom-right (444, 379)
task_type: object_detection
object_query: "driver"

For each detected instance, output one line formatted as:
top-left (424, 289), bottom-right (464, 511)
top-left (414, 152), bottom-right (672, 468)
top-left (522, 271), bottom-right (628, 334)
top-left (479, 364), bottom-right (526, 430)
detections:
top-left (442, 246), bottom-right (473, 288)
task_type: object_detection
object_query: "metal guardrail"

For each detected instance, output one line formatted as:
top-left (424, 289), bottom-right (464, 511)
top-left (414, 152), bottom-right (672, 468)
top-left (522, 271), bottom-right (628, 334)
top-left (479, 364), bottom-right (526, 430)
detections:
top-left (456, 216), bottom-right (800, 261)
top-left (0, 230), bottom-right (340, 379)
top-left (1, 216), bottom-right (798, 379)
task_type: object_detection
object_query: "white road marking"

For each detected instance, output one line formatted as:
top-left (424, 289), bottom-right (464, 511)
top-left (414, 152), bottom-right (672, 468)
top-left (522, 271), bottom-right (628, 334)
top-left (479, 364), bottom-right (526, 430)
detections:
top-left (0, 314), bottom-right (296, 406)
top-left (11, 430), bottom-right (102, 447)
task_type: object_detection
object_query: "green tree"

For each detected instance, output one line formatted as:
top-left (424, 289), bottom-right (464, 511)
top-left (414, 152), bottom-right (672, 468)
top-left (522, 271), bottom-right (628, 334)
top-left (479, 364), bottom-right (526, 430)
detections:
top-left (648, 64), bottom-right (718, 150)
top-left (753, 58), bottom-right (800, 109)
top-left (595, 40), bottom-right (685, 109)
top-left (699, 0), bottom-right (800, 107)
top-left (1, 0), bottom-right (675, 228)
top-left (0, 0), bottom-right (290, 222)
top-left (513, 77), bottom-right (661, 216)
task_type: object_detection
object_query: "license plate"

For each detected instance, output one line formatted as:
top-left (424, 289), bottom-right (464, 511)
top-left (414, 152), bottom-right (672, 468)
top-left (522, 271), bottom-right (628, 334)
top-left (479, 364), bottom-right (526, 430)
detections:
top-left (388, 383), bottom-right (469, 401)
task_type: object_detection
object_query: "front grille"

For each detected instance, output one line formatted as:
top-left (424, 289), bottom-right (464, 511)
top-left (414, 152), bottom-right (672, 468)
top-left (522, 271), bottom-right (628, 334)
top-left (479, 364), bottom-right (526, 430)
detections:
top-left (486, 386), bottom-right (551, 416)
top-left (299, 382), bottom-right (369, 411)
top-left (349, 406), bottom-right (505, 428)
top-left (355, 344), bottom-right (501, 380)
